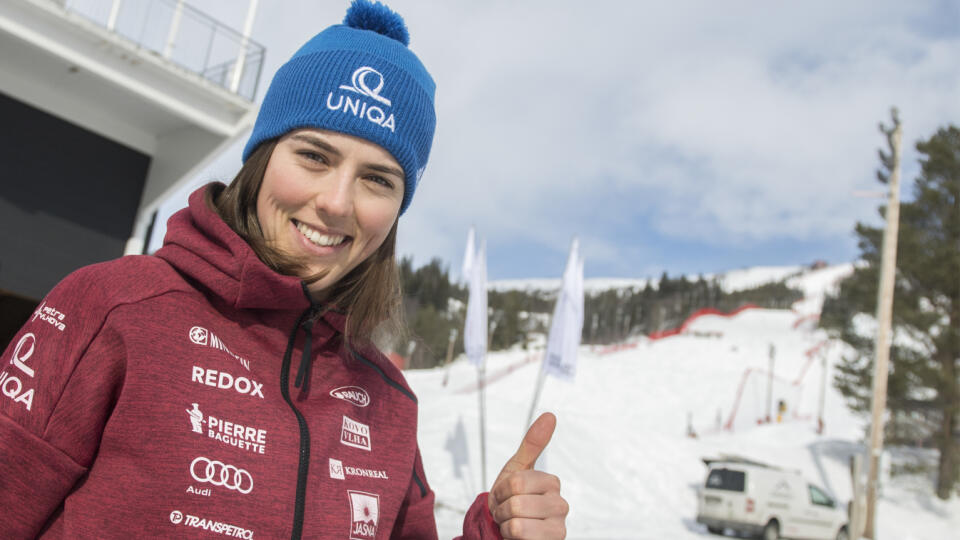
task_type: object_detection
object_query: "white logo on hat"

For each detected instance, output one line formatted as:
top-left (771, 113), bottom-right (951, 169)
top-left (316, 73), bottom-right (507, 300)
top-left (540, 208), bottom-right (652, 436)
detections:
top-left (340, 66), bottom-right (392, 106)
top-left (327, 66), bottom-right (397, 132)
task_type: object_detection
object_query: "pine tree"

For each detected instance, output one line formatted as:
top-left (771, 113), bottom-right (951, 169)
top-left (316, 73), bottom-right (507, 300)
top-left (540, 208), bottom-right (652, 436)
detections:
top-left (821, 124), bottom-right (960, 499)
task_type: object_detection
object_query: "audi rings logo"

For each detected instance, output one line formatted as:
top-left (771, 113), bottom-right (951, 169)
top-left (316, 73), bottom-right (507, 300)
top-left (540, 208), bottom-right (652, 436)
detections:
top-left (170, 510), bottom-right (184, 524)
top-left (190, 456), bottom-right (254, 494)
top-left (339, 66), bottom-right (392, 106)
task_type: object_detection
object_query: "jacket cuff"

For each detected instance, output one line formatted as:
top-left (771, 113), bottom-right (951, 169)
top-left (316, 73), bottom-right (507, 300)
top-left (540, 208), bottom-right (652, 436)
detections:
top-left (463, 492), bottom-right (503, 540)
top-left (0, 414), bottom-right (86, 538)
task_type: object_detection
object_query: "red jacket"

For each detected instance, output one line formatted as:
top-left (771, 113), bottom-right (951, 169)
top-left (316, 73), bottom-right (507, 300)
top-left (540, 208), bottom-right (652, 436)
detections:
top-left (0, 185), bottom-right (500, 539)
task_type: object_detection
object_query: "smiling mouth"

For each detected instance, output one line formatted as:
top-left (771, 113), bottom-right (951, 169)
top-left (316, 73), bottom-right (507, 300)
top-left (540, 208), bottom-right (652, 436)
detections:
top-left (294, 220), bottom-right (349, 247)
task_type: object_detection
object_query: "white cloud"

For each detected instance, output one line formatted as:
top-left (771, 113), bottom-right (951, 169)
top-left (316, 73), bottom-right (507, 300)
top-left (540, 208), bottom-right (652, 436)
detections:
top-left (394, 0), bottom-right (960, 270)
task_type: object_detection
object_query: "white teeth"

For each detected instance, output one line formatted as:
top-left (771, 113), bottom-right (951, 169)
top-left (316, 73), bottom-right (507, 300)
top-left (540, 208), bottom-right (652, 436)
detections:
top-left (296, 222), bottom-right (346, 247)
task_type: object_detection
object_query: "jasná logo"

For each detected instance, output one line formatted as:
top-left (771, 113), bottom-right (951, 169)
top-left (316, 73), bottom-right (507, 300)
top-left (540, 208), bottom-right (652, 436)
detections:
top-left (1, 333), bottom-right (39, 411)
top-left (170, 509), bottom-right (254, 539)
top-left (186, 403), bottom-right (267, 454)
top-left (326, 66), bottom-right (396, 133)
top-left (348, 490), bottom-right (380, 540)
top-left (340, 415), bottom-right (371, 451)
top-left (330, 386), bottom-right (370, 407)
top-left (190, 326), bottom-right (250, 370)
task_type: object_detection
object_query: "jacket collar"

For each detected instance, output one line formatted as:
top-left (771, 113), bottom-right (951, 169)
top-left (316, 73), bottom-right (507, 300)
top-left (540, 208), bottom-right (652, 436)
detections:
top-left (155, 183), bottom-right (312, 313)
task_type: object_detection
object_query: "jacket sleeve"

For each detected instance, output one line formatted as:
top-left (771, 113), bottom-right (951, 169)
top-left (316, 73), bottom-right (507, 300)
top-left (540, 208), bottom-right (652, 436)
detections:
top-left (457, 493), bottom-right (503, 540)
top-left (0, 268), bottom-right (127, 538)
top-left (390, 447), bottom-right (502, 540)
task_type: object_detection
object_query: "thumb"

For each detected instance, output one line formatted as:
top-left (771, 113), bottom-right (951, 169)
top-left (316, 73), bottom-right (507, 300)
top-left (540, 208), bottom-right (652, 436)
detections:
top-left (488, 413), bottom-right (557, 511)
top-left (499, 412), bottom-right (557, 478)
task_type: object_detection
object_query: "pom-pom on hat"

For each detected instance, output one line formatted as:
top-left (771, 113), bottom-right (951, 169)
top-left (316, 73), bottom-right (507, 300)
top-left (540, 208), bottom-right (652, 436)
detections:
top-left (243, 0), bottom-right (436, 215)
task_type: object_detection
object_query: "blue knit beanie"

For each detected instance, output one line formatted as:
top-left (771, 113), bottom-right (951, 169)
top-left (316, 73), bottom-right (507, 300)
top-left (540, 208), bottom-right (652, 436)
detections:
top-left (242, 0), bottom-right (435, 215)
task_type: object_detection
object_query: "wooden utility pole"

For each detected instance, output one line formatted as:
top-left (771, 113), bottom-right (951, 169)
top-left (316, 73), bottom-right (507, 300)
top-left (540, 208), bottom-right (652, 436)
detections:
top-left (766, 344), bottom-right (775, 423)
top-left (444, 328), bottom-right (458, 365)
top-left (850, 454), bottom-right (866, 540)
top-left (864, 107), bottom-right (902, 539)
top-left (817, 346), bottom-right (828, 435)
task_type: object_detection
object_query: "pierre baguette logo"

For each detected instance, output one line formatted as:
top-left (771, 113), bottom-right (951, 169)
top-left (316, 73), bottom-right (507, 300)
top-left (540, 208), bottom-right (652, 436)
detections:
top-left (326, 66), bottom-right (397, 132)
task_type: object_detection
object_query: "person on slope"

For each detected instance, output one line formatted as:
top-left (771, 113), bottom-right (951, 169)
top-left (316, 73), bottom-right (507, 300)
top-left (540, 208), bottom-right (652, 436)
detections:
top-left (0, 1), bottom-right (568, 538)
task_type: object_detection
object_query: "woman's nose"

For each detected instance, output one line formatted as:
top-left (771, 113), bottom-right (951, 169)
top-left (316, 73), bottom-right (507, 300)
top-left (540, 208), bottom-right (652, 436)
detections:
top-left (314, 172), bottom-right (353, 217)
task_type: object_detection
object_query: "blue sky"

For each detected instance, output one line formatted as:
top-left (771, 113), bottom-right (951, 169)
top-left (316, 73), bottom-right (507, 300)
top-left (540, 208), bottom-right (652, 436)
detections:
top-left (150, 0), bottom-right (960, 282)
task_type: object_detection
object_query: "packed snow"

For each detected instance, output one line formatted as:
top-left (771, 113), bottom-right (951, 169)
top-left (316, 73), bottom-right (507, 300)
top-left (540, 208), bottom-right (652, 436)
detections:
top-left (406, 264), bottom-right (959, 539)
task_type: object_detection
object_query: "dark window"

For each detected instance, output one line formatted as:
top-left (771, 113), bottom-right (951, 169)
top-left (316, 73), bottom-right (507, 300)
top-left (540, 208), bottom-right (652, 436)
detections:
top-left (808, 485), bottom-right (834, 507)
top-left (706, 468), bottom-right (746, 492)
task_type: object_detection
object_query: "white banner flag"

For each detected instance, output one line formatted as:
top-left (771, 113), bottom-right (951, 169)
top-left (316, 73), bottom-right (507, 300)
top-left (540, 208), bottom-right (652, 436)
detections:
top-left (543, 238), bottom-right (584, 381)
top-left (461, 226), bottom-right (476, 284)
top-left (463, 238), bottom-right (487, 367)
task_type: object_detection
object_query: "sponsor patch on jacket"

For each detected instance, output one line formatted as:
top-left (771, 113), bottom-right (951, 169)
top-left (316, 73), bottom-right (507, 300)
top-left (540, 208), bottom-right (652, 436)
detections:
top-left (190, 326), bottom-right (251, 370)
top-left (190, 456), bottom-right (254, 495)
top-left (328, 458), bottom-right (388, 480)
top-left (191, 366), bottom-right (263, 399)
top-left (186, 403), bottom-right (267, 454)
top-left (32, 301), bottom-right (67, 332)
top-left (330, 386), bottom-right (370, 407)
top-left (170, 509), bottom-right (255, 538)
top-left (348, 490), bottom-right (380, 540)
top-left (1, 333), bottom-right (39, 411)
top-left (340, 416), bottom-right (371, 451)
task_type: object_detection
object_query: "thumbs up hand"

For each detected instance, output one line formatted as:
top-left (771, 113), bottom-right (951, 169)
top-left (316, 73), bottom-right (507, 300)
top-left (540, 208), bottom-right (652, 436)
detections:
top-left (487, 413), bottom-right (569, 539)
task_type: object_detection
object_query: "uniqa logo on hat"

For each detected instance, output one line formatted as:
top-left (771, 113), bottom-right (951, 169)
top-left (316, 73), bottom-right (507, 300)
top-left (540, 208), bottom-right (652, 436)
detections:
top-left (326, 66), bottom-right (397, 132)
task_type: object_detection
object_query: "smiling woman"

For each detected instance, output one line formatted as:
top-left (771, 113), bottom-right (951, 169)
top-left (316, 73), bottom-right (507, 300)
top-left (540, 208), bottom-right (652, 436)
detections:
top-left (211, 129), bottom-right (407, 340)
top-left (0, 1), bottom-right (567, 539)
top-left (257, 130), bottom-right (404, 294)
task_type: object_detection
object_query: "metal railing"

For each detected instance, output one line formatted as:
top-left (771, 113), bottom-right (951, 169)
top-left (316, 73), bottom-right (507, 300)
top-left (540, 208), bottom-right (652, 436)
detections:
top-left (51, 0), bottom-right (265, 101)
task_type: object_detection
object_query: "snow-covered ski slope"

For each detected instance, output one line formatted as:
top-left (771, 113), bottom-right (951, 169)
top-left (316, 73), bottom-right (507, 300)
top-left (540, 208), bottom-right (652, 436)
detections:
top-left (406, 264), bottom-right (960, 539)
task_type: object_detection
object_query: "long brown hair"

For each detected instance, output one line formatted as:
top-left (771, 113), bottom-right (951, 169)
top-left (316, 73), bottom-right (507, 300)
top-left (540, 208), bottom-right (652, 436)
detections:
top-left (206, 139), bottom-right (405, 345)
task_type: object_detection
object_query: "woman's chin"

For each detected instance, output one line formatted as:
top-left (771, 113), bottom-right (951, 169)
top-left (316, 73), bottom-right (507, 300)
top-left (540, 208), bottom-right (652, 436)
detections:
top-left (302, 270), bottom-right (340, 301)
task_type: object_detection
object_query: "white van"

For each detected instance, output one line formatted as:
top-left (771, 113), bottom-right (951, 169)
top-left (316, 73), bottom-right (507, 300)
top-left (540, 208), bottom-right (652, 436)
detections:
top-left (696, 459), bottom-right (848, 540)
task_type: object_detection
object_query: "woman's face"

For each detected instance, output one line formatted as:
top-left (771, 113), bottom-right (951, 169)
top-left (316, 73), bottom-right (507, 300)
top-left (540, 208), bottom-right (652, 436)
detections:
top-left (256, 129), bottom-right (404, 297)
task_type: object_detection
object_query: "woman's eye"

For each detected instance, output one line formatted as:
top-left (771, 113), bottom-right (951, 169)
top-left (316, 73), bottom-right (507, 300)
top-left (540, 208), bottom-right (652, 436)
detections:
top-left (367, 175), bottom-right (394, 189)
top-left (297, 150), bottom-right (327, 164)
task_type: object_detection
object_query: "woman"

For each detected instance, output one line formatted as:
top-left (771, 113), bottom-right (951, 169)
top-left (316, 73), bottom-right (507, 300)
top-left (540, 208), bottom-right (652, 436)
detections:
top-left (0, 1), bottom-right (567, 538)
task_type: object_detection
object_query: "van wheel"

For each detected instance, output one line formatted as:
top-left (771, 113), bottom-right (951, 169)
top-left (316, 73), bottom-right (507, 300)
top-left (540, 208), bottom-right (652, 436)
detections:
top-left (836, 526), bottom-right (849, 540)
top-left (761, 520), bottom-right (780, 540)
top-left (706, 526), bottom-right (723, 535)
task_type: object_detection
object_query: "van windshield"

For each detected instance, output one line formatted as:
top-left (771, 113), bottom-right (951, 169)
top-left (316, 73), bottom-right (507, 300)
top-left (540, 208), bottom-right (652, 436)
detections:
top-left (706, 468), bottom-right (746, 492)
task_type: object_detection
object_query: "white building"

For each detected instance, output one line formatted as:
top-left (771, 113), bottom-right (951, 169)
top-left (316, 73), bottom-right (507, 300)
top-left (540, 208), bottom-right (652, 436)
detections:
top-left (0, 0), bottom-right (262, 343)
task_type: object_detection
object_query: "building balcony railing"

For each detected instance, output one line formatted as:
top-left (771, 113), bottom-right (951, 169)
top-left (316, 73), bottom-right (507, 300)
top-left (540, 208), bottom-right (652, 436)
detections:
top-left (50, 0), bottom-right (264, 101)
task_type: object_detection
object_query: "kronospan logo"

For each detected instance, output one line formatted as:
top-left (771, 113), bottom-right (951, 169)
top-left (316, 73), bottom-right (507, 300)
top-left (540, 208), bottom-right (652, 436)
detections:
top-left (330, 386), bottom-right (370, 407)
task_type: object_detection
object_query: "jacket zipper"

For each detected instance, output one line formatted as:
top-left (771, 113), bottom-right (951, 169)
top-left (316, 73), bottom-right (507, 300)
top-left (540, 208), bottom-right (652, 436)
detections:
top-left (280, 306), bottom-right (314, 540)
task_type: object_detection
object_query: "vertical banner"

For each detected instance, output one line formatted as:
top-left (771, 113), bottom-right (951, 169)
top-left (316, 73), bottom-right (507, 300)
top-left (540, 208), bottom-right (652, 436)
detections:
top-left (462, 233), bottom-right (488, 487)
top-left (464, 239), bottom-right (487, 367)
top-left (543, 238), bottom-right (584, 381)
top-left (461, 226), bottom-right (476, 284)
